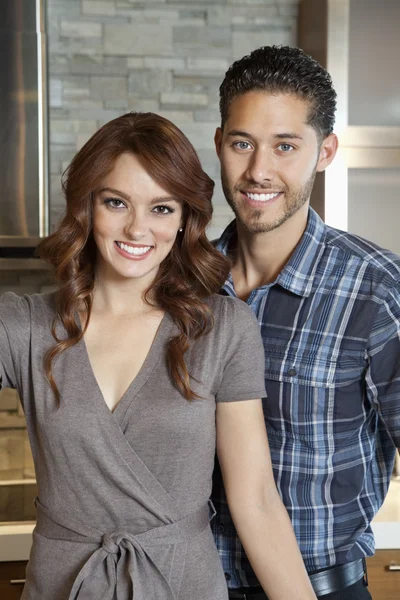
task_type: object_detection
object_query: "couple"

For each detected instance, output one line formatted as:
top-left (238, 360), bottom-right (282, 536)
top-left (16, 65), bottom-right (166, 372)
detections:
top-left (0, 46), bottom-right (399, 600)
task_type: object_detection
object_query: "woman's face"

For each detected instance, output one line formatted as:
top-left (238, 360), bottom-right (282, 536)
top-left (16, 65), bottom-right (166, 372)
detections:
top-left (93, 152), bottom-right (183, 285)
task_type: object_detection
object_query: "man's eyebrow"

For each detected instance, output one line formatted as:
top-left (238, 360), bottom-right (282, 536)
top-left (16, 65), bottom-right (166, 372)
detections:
top-left (226, 130), bottom-right (304, 141)
top-left (274, 133), bottom-right (303, 140)
top-left (227, 129), bottom-right (253, 139)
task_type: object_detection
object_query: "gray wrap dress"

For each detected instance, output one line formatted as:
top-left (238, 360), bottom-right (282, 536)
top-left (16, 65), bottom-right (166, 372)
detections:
top-left (0, 292), bottom-right (266, 600)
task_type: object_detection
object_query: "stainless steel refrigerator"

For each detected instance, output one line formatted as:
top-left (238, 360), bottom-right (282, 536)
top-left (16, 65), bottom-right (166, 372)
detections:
top-left (0, 0), bottom-right (48, 251)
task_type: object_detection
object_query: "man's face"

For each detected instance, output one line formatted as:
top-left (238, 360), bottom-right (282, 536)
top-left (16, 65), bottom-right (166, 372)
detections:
top-left (215, 91), bottom-right (336, 234)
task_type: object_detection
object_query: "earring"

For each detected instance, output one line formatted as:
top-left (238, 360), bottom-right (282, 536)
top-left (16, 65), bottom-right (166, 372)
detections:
top-left (179, 228), bottom-right (183, 232)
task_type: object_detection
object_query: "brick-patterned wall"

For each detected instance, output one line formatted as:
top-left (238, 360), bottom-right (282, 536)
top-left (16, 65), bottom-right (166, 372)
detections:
top-left (0, 1), bottom-right (299, 469)
top-left (48, 0), bottom-right (300, 238)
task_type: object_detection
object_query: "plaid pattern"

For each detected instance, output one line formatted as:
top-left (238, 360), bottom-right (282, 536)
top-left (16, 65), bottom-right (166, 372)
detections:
top-left (211, 208), bottom-right (400, 588)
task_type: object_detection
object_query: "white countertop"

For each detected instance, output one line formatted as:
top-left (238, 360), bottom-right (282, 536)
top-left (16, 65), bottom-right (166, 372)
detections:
top-left (1, 480), bottom-right (399, 561)
top-left (0, 523), bottom-right (34, 562)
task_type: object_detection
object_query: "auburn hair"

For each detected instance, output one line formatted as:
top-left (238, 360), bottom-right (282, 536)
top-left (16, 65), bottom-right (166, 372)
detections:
top-left (37, 112), bottom-right (230, 401)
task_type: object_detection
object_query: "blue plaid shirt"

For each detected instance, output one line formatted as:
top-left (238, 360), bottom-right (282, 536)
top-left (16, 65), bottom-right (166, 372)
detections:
top-left (211, 208), bottom-right (400, 587)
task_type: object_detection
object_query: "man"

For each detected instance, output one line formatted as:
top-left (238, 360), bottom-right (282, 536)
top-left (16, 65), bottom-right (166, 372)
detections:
top-left (211, 45), bottom-right (400, 600)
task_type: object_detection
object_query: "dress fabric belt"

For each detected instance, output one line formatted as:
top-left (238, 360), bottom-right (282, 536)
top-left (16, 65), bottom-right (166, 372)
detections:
top-left (34, 498), bottom-right (211, 600)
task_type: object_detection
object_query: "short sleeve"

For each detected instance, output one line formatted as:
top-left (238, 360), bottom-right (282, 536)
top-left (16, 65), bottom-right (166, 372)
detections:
top-left (215, 297), bottom-right (266, 403)
top-left (0, 292), bottom-right (30, 390)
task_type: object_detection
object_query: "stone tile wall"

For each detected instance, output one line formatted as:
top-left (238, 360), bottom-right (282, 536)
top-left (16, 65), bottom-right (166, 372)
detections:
top-left (0, 0), bottom-right (299, 484)
top-left (48, 0), bottom-right (300, 238)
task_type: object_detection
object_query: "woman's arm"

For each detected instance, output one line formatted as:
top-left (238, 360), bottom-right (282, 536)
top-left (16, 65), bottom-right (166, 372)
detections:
top-left (216, 398), bottom-right (316, 600)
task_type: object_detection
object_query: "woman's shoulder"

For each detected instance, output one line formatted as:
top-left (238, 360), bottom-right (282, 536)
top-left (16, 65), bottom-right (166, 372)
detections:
top-left (205, 293), bottom-right (258, 328)
top-left (0, 291), bottom-right (56, 325)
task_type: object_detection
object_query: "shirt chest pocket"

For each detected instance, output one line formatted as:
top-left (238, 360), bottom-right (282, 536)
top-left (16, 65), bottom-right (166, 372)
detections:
top-left (265, 349), bottom-right (366, 388)
top-left (263, 346), bottom-right (367, 443)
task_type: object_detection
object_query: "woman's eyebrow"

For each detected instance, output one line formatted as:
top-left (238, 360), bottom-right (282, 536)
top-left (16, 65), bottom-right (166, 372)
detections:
top-left (97, 187), bottom-right (131, 200)
top-left (150, 196), bottom-right (179, 205)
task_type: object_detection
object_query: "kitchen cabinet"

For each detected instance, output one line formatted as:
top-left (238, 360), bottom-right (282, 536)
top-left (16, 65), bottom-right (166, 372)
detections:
top-left (299, 0), bottom-right (400, 255)
top-left (369, 479), bottom-right (400, 599)
top-left (367, 550), bottom-right (400, 600)
top-left (0, 561), bottom-right (26, 600)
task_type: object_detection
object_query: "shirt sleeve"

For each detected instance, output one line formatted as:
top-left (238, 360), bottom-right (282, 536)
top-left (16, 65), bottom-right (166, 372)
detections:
top-left (215, 297), bottom-right (267, 403)
top-left (366, 282), bottom-right (400, 448)
top-left (0, 292), bottom-right (30, 391)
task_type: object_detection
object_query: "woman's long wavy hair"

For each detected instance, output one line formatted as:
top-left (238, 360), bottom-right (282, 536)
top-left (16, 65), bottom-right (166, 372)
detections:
top-left (38, 112), bottom-right (230, 402)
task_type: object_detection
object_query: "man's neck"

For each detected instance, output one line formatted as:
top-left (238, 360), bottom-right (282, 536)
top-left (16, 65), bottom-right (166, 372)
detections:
top-left (230, 205), bottom-right (309, 300)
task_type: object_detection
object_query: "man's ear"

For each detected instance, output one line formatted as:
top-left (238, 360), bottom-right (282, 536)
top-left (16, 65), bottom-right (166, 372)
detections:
top-left (214, 127), bottom-right (223, 159)
top-left (316, 133), bottom-right (338, 172)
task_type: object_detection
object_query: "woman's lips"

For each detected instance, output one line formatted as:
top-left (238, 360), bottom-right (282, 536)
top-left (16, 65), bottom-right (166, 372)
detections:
top-left (114, 241), bottom-right (154, 260)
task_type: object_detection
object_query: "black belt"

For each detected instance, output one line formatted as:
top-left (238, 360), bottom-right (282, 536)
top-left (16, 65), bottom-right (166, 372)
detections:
top-left (228, 558), bottom-right (366, 599)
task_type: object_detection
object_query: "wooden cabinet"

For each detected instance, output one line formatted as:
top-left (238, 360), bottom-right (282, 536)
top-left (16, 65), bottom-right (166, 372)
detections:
top-left (0, 561), bottom-right (27, 600)
top-left (1, 554), bottom-right (397, 599)
top-left (367, 550), bottom-right (400, 600)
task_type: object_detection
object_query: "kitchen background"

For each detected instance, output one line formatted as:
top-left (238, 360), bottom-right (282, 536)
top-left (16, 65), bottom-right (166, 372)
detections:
top-left (0, 0), bottom-right (400, 596)
top-left (0, 0), bottom-right (299, 508)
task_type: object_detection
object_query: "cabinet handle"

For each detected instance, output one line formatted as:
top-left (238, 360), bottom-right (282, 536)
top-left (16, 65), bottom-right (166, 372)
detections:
top-left (10, 579), bottom-right (26, 585)
top-left (388, 564), bottom-right (400, 572)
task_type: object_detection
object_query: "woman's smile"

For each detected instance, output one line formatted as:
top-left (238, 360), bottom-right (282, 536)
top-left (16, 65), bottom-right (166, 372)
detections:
top-left (114, 241), bottom-right (154, 260)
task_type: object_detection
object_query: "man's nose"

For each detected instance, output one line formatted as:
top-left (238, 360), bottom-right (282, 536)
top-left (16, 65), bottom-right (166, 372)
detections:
top-left (245, 149), bottom-right (275, 184)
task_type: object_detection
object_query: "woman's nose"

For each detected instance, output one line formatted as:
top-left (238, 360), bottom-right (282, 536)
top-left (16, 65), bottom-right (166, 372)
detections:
top-left (124, 211), bottom-right (148, 239)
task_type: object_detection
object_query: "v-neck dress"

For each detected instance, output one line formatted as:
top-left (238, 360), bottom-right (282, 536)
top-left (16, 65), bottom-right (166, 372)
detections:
top-left (0, 292), bottom-right (266, 600)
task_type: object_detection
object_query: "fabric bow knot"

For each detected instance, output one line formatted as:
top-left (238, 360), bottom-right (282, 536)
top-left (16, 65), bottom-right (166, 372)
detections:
top-left (101, 532), bottom-right (124, 555)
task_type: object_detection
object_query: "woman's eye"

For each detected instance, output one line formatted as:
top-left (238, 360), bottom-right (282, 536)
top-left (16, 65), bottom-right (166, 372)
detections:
top-left (233, 141), bottom-right (252, 151)
top-left (278, 143), bottom-right (294, 152)
top-left (104, 198), bottom-right (126, 209)
top-left (152, 205), bottom-right (174, 215)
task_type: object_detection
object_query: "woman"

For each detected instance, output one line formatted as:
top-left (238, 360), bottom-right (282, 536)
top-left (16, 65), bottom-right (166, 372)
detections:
top-left (0, 113), bottom-right (315, 600)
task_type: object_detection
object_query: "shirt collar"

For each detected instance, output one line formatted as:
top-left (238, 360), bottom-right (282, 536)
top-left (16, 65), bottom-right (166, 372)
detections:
top-left (215, 207), bottom-right (327, 298)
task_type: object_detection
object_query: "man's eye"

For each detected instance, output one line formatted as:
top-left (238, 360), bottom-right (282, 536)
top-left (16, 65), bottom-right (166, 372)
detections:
top-left (233, 141), bottom-right (252, 150)
top-left (104, 198), bottom-right (126, 209)
top-left (278, 143), bottom-right (294, 152)
top-left (152, 205), bottom-right (174, 215)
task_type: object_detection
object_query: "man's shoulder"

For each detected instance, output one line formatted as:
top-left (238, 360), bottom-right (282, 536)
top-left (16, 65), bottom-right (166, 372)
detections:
top-left (322, 223), bottom-right (400, 287)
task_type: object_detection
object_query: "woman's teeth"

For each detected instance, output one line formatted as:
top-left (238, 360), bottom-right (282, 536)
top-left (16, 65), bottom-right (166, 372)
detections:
top-left (117, 242), bottom-right (151, 255)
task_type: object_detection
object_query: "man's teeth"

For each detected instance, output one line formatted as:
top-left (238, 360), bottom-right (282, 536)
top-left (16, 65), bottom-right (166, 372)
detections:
top-left (118, 242), bottom-right (151, 255)
top-left (246, 192), bottom-right (280, 201)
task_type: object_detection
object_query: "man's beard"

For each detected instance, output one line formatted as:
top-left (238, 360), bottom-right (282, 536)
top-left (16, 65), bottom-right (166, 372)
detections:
top-left (221, 169), bottom-right (317, 234)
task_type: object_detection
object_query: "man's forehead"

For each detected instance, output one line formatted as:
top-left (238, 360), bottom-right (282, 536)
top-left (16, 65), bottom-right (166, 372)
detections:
top-left (223, 92), bottom-right (314, 138)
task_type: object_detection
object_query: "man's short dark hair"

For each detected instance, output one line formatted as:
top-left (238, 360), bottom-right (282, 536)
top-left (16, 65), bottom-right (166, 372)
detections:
top-left (220, 45), bottom-right (337, 141)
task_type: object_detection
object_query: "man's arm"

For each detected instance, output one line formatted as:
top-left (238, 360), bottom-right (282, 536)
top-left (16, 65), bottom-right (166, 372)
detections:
top-left (366, 282), bottom-right (400, 450)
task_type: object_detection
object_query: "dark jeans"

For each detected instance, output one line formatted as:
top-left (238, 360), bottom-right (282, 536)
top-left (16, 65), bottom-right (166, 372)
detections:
top-left (228, 575), bottom-right (372, 600)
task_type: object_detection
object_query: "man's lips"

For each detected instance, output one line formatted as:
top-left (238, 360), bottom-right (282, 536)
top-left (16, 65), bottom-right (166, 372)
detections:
top-left (240, 191), bottom-right (282, 206)
top-left (243, 191), bottom-right (281, 202)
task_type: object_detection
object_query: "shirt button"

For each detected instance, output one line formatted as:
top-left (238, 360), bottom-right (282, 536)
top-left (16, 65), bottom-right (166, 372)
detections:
top-left (225, 573), bottom-right (231, 581)
top-left (287, 367), bottom-right (297, 376)
top-left (218, 525), bottom-right (225, 533)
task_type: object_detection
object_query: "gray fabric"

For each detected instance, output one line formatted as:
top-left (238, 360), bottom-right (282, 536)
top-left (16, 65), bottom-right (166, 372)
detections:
top-left (0, 292), bottom-right (266, 600)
